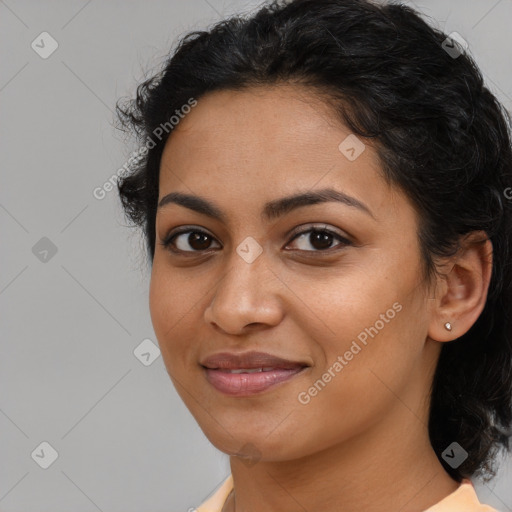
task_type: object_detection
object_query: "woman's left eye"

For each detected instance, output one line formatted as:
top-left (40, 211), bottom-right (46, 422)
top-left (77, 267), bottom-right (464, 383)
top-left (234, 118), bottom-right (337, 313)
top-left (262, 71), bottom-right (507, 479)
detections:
top-left (287, 227), bottom-right (352, 252)
top-left (160, 225), bottom-right (352, 254)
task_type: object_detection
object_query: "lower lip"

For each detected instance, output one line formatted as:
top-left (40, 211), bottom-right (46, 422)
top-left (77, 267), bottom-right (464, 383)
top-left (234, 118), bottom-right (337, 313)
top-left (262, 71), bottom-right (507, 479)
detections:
top-left (203, 367), bottom-right (307, 396)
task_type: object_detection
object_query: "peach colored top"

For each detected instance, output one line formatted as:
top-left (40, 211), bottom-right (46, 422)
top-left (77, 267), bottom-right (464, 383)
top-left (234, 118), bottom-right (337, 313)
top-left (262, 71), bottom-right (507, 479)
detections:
top-left (196, 475), bottom-right (498, 511)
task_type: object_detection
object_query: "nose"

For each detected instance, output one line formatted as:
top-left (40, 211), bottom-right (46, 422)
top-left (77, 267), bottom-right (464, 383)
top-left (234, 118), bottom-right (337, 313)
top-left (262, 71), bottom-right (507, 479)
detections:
top-left (203, 248), bottom-right (285, 335)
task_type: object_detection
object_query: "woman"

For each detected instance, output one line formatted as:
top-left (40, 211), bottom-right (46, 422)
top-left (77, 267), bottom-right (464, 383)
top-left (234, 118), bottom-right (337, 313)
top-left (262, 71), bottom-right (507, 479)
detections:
top-left (116, 0), bottom-right (512, 510)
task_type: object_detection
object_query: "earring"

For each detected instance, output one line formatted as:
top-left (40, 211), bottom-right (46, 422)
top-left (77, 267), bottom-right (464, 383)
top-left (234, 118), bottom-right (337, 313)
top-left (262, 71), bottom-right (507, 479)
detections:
top-left (444, 322), bottom-right (452, 331)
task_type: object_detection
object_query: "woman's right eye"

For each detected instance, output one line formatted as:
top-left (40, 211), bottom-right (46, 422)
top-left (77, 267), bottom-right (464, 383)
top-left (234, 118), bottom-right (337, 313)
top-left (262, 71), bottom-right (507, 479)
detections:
top-left (160, 229), bottom-right (221, 254)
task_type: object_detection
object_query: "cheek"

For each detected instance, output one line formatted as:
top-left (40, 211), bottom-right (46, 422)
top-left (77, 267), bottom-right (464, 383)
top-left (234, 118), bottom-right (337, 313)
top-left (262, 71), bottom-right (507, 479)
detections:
top-left (149, 258), bottom-right (197, 330)
top-left (293, 251), bottom-right (427, 393)
top-left (148, 263), bottom-right (192, 362)
top-left (289, 261), bottom-right (408, 350)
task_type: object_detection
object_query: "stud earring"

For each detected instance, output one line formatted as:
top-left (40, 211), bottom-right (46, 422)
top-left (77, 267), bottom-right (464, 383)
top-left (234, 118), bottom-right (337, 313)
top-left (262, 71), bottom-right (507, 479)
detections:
top-left (444, 322), bottom-right (452, 331)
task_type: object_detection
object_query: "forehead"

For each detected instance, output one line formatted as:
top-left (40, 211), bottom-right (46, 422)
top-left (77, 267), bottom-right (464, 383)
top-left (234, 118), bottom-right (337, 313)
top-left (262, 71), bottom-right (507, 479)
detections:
top-left (168, 84), bottom-right (340, 138)
top-left (158, 84), bottom-right (404, 223)
top-left (162, 85), bottom-right (373, 172)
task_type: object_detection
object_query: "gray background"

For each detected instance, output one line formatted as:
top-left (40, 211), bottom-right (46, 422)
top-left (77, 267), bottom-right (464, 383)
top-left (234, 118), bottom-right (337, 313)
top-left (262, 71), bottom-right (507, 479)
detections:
top-left (1, 0), bottom-right (511, 510)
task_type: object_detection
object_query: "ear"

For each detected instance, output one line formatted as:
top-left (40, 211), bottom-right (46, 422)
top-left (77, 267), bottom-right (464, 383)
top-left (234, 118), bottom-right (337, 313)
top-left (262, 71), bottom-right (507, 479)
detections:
top-left (428, 231), bottom-right (493, 343)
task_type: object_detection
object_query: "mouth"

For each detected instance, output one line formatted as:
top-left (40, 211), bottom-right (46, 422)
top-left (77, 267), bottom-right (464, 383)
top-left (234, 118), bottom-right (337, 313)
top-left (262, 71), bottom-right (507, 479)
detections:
top-left (200, 351), bottom-right (310, 396)
top-left (202, 366), bottom-right (308, 396)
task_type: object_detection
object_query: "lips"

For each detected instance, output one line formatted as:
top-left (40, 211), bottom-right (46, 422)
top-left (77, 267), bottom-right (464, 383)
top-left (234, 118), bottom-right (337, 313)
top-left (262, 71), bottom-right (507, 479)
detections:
top-left (200, 351), bottom-right (309, 396)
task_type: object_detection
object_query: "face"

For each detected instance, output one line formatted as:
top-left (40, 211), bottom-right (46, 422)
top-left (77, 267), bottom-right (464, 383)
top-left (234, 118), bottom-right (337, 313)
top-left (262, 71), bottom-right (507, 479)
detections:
top-left (150, 84), bottom-right (436, 462)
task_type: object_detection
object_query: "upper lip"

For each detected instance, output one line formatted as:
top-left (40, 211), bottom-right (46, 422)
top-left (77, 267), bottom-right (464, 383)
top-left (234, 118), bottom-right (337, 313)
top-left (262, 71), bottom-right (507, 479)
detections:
top-left (200, 351), bottom-right (310, 370)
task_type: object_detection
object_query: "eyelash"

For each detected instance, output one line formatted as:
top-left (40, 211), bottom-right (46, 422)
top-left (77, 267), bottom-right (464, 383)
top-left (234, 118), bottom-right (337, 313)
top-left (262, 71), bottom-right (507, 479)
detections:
top-left (159, 224), bottom-right (353, 256)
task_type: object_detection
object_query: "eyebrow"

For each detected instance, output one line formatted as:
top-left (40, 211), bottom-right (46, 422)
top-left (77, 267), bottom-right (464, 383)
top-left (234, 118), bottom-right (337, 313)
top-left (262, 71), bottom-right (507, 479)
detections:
top-left (157, 187), bottom-right (375, 222)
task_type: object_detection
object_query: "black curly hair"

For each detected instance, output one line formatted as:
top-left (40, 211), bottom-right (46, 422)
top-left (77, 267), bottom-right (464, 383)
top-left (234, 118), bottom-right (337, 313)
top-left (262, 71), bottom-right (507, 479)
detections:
top-left (115, 0), bottom-right (512, 483)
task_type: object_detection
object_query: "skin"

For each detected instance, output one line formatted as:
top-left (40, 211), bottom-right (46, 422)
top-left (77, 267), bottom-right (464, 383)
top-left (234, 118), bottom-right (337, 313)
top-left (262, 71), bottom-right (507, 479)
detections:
top-left (149, 84), bottom-right (493, 512)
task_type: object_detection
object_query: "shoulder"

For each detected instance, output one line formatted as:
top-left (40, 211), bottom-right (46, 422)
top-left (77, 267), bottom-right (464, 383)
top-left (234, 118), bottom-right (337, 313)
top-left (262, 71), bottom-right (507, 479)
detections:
top-left (424, 479), bottom-right (499, 512)
top-left (196, 475), bottom-right (234, 512)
